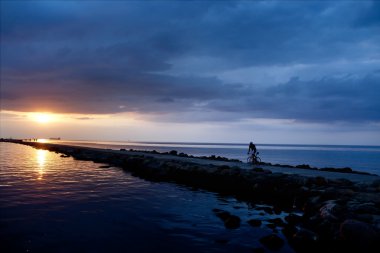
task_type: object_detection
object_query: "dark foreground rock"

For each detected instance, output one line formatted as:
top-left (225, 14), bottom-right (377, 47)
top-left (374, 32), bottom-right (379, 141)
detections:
top-left (259, 234), bottom-right (285, 250)
top-left (6, 140), bottom-right (380, 253)
top-left (213, 209), bottom-right (241, 229)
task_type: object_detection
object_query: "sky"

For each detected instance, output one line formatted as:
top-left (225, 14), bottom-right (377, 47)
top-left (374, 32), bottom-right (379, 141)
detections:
top-left (1, 0), bottom-right (380, 145)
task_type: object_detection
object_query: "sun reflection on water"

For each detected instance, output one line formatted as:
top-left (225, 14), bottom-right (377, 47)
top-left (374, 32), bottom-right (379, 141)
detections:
top-left (37, 149), bottom-right (47, 180)
top-left (37, 139), bottom-right (49, 143)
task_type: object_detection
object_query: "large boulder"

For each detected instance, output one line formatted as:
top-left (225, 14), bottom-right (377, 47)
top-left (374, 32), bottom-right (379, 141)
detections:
top-left (339, 219), bottom-right (380, 252)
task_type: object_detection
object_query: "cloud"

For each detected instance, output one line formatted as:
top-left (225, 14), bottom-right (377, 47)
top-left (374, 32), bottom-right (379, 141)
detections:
top-left (1, 0), bottom-right (379, 125)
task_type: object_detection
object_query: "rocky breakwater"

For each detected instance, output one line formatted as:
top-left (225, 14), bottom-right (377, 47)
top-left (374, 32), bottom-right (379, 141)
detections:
top-left (13, 141), bottom-right (380, 252)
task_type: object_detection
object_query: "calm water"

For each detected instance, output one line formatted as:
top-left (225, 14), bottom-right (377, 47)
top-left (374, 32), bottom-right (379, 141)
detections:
top-left (56, 140), bottom-right (380, 175)
top-left (0, 142), bottom-right (296, 253)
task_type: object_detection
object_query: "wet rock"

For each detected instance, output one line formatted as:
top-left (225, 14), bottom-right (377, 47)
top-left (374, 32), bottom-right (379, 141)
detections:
top-left (224, 215), bottom-right (241, 229)
top-left (282, 224), bottom-right (298, 239)
top-left (259, 234), bottom-right (284, 251)
top-left (213, 209), bottom-right (241, 229)
top-left (268, 218), bottom-right (285, 227)
top-left (266, 223), bottom-right (276, 229)
top-left (247, 219), bottom-right (262, 227)
top-left (285, 213), bottom-right (302, 225)
top-left (290, 228), bottom-right (319, 252)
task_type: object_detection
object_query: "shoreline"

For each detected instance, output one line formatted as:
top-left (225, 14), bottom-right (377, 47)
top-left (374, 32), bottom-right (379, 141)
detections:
top-left (2, 139), bottom-right (380, 252)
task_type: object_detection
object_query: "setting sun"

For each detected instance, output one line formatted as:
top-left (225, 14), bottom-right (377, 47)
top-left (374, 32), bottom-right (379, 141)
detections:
top-left (31, 113), bottom-right (54, 124)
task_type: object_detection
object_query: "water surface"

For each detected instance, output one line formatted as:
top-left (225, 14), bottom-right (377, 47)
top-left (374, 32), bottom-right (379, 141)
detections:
top-left (0, 143), bottom-right (295, 253)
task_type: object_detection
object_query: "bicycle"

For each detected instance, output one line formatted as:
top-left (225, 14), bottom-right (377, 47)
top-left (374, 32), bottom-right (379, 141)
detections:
top-left (247, 151), bottom-right (261, 165)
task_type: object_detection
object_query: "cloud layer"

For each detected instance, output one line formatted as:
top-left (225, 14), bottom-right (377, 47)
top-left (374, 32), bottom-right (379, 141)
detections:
top-left (1, 1), bottom-right (380, 123)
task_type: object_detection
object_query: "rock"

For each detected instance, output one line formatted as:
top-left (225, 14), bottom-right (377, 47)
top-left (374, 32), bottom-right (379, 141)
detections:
top-left (282, 224), bottom-right (298, 239)
top-left (266, 223), bottom-right (277, 229)
top-left (294, 228), bottom-right (318, 241)
top-left (285, 213), bottom-right (302, 225)
top-left (348, 202), bottom-right (378, 214)
top-left (354, 192), bottom-right (380, 204)
top-left (252, 167), bottom-right (264, 172)
top-left (319, 200), bottom-right (343, 221)
top-left (247, 219), bottom-right (262, 227)
top-left (251, 247), bottom-right (265, 253)
top-left (353, 213), bottom-right (373, 223)
top-left (267, 218), bottom-right (286, 227)
top-left (169, 150), bottom-right (178, 156)
top-left (339, 219), bottom-right (379, 252)
top-left (314, 176), bottom-right (328, 186)
top-left (371, 179), bottom-right (380, 188)
top-left (296, 164), bottom-right (312, 169)
top-left (212, 209), bottom-right (241, 229)
top-left (224, 215), bottom-right (241, 229)
top-left (259, 234), bottom-right (284, 251)
top-left (273, 206), bottom-right (282, 215)
top-left (290, 228), bottom-right (319, 252)
top-left (372, 215), bottom-right (380, 231)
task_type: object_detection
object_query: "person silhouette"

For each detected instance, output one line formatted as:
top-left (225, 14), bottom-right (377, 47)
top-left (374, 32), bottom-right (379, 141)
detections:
top-left (247, 142), bottom-right (257, 156)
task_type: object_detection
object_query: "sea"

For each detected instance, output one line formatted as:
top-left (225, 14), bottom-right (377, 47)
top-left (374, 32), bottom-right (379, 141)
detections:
top-left (0, 142), bottom-right (297, 253)
top-left (1, 140), bottom-right (379, 252)
top-left (55, 140), bottom-right (380, 175)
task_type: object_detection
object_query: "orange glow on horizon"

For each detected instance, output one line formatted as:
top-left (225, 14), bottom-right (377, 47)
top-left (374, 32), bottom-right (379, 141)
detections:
top-left (31, 113), bottom-right (55, 124)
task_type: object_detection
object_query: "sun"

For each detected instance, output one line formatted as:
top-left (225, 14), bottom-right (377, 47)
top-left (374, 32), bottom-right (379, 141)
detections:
top-left (32, 113), bottom-right (54, 124)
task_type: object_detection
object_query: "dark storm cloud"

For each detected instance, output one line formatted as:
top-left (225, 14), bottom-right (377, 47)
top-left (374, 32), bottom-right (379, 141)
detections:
top-left (1, 1), bottom-right (379, 123)
top-left (208, 70), bottom-right (380, 122)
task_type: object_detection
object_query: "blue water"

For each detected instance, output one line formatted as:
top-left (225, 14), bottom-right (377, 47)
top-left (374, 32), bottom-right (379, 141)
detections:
top-left (0, 142), bottom-right (297, 253)
top-left (55, 140), bottom-right (380, 175)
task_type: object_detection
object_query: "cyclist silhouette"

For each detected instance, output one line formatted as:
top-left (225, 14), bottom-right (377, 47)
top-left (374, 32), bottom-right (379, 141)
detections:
top-left (247, 142), bottom-right (257, 156)
top-left (247, 142), bottom-right (261, 164)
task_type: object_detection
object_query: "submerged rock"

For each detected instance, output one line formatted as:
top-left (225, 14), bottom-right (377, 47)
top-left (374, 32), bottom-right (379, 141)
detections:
top-left (212, 209), bottom-right (241, 229)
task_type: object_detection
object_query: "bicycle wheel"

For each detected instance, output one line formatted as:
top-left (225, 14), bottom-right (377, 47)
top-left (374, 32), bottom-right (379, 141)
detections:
top-left (256, 157), bottom-right (261, 164)
top-left (247, 156), bottom-right (253, 163)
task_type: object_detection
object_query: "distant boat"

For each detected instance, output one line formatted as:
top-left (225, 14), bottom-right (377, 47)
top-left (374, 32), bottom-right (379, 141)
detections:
top-left (49, 137), bottom-right (61, 140)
